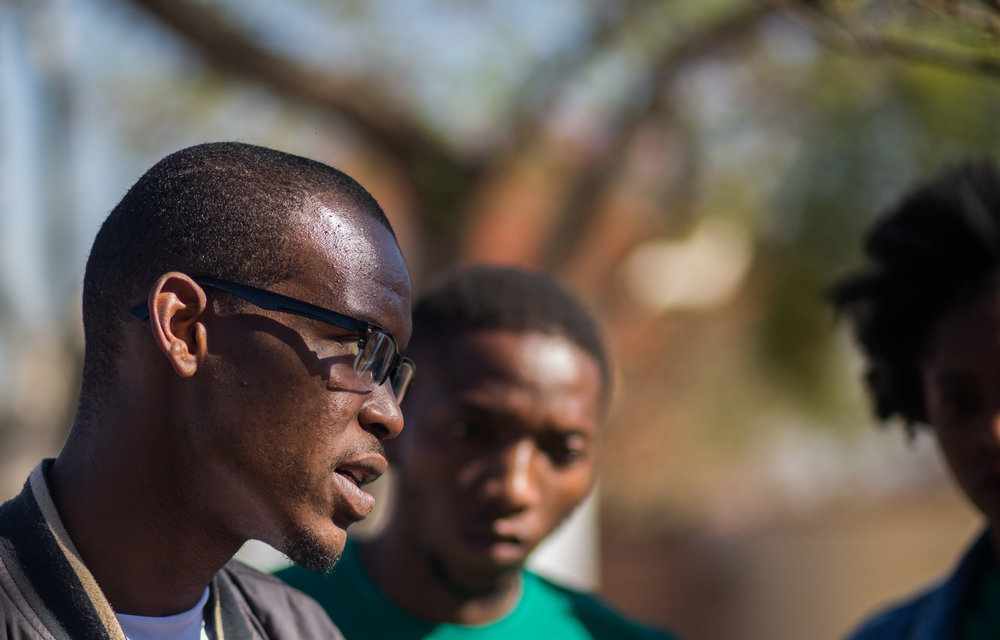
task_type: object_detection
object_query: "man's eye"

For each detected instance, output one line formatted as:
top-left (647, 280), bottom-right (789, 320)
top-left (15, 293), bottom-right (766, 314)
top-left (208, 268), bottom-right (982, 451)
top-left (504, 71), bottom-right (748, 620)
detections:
top-left (315, 337), bottom-right (361, 362)
top-left (544, 437), bottom-right (587, 467)
top-left (451, 422), bottom-right (484, 441)
top-left (313, 338), bottom-right (362, 378)
top-left (334, 336), bottom-right (361, 354)
top-left (936, 390), bottom-right (985, 420)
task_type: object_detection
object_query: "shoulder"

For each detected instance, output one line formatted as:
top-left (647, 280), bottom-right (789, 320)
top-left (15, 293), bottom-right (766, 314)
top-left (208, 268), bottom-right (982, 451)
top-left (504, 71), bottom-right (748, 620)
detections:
top-left (220, 560), bottom-right (344, 639)
top-left (844, 587), bottom-right (941, 640)
top-left (221, 559), bottom-right (325, 607)
top-left (844, 531), bottom-right (991, 640)
top-left (0, 465), bottom-right (44, 535)
top-left (524, 572), bottom-right (677, 640)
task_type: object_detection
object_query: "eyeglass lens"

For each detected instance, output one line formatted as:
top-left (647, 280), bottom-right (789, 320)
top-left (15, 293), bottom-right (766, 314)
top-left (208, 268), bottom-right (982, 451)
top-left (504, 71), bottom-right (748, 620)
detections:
top-left (356, 331), bottom-right (393, 388)
top-left (391, 360), bottom-right (415, 402)
top-left (353, 331), bottom-right (413, 402)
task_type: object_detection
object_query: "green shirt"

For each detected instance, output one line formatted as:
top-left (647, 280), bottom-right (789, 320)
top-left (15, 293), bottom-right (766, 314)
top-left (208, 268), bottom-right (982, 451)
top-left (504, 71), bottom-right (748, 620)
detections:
top-left (959, 558), bottom-right (1000, 640)
top-left (276, 541), bottom-right (675, 640)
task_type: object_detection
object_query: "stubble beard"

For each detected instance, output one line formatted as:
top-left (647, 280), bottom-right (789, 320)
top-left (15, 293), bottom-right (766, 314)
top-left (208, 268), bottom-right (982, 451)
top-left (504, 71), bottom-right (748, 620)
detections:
top-left (282, 523), bottom-right (342, 574)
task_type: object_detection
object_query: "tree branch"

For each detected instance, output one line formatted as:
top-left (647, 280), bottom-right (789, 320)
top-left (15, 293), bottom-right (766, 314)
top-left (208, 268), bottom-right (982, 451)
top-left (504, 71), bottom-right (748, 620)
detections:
top-left (544, 3), bottom-right (776, 267)
top-left (779, 0), bottom-right (1000, 79)
top-left (127, 0), bottom-right (453, 165)
top-left (854, 32), bottom-right (1000, 76)
top-left (498, 2), bottom-right (655, 161)
top-left (911, 0), bottom-right (1000, 39)
top-left (125, 0), bottom-right (489, 267)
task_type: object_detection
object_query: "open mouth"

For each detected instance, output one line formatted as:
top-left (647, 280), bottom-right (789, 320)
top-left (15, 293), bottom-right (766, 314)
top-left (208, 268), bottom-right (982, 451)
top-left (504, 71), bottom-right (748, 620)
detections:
top-left (332, 456), bottom-right (387, 520)
top-left (337, 468), bottom-right (367, 487)
top-left (335, 454), bottom-right (387, 487)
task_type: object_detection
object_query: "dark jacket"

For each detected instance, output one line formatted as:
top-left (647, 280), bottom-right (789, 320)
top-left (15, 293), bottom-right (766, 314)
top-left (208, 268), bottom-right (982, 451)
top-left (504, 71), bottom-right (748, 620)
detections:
top-left (845, 531), bottom-right (990, 640)
top-left (0, 460), bottom-right (343, 640)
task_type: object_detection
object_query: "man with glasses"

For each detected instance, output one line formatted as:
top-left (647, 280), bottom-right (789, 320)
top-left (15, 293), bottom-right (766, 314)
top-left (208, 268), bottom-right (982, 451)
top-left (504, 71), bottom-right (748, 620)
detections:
top-left (0, 142), bottom-right (413, 639)
top-left (278, 265), bottom-right (674, 639)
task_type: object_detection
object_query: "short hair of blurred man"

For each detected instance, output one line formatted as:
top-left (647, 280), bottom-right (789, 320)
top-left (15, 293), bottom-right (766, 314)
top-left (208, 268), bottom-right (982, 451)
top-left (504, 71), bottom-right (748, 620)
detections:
top-left (278, 264), bottom-right (675, 639)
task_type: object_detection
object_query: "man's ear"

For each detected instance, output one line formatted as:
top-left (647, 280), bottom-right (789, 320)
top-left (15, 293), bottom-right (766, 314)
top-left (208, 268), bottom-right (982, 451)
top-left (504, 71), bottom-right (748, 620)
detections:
top-left (147, 272), bottom-right (209, 378)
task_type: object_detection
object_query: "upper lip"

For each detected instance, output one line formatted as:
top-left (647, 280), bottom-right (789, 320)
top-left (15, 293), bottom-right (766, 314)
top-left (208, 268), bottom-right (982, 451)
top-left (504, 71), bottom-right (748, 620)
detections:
top-left (336, 455), bottom-right (387, 487)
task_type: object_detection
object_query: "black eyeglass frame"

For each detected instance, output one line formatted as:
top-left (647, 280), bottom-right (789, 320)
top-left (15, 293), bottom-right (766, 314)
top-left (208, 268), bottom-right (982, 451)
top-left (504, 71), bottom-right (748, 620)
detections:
top-left (130, 276), bottom-right (414, 396)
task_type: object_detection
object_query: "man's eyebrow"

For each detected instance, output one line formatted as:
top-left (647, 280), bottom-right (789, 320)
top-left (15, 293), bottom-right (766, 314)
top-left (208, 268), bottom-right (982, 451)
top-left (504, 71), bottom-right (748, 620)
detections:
top-left (311, 324), bottom-right (363, 338)
top-left (551, 426), bottom-right (593, 435)
top-left (927, 371), bottom-right (976, 382)
top-left (542, 424), bottom-right (598, 440)
top-left (453, 402), bottom-right (596, 434)
top-left (454, 402), bottom-right (505, 418)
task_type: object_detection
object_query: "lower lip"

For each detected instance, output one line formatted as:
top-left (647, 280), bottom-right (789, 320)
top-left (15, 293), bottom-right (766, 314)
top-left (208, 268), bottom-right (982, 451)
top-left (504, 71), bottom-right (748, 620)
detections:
top-left (486, 541), bottom-right (526, 565)
top-left (333, 472), bottom-right (375, 520)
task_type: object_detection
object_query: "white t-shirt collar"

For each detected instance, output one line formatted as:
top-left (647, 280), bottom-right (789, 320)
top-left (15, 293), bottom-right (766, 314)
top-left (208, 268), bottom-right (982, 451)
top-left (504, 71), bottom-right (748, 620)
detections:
top-left (115, 587), bottom-right (210, 640)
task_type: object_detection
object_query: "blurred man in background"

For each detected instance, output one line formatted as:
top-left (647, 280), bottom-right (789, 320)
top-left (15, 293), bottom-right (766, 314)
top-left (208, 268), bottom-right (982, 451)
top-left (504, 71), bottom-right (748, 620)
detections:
top-left (834, 160), bottom-right (1000, 638)
top-left (0, 142), bottom-right (414, 638)
top-left (279, 264), bottom-right (674, 639)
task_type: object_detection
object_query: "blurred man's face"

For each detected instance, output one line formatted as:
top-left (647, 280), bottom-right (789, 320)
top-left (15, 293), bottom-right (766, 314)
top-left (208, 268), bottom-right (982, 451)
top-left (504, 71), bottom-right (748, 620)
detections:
top-left (922, 289), bottom-right (1000, 529)
top-left (390, 329), bottom-right (602, 592)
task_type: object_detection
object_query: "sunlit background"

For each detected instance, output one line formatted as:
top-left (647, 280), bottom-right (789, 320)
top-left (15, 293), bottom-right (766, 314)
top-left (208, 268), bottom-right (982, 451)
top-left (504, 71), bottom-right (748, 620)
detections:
top-left (3, 1), bottom-right (999, 638)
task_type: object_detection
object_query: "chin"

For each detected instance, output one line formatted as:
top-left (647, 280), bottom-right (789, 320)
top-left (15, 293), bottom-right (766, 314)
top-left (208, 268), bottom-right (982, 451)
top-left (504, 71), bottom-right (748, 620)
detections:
top-left (281, 522), bottom-right (344, 574)
top-left (431, 553), bottom-right (521, 597)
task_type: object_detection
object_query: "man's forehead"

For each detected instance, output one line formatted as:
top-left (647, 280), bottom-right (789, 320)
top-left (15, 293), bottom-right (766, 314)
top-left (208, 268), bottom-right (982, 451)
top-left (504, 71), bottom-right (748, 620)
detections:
top-left (433, 359), bottom-right (604, 438)
top-left (302, 203), bottom-right (388, 266)
top-left (294, 202), bottom-right (412, 342)
top-left (425, 332), bottom-right (603, 400)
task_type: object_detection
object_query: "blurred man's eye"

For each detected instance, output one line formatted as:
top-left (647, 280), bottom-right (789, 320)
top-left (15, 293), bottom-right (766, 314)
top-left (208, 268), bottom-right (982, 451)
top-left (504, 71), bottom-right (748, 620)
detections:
top-left (933, 387), bottom-right (986, 421)
top-left (451, 421), bottom-right (487, 441)
top-left (543, 436), bottom-right (587, 467)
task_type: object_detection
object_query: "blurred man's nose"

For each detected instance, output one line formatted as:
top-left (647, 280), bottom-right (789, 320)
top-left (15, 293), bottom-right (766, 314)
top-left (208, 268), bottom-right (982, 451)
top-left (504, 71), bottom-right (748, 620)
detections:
top-left (483, 439), bottom-right (541, 513)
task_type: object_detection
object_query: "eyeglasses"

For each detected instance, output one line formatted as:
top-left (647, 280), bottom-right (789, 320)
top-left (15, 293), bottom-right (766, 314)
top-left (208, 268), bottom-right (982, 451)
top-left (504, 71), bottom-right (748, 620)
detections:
top-left (130, 277), bottom-right (415, 402)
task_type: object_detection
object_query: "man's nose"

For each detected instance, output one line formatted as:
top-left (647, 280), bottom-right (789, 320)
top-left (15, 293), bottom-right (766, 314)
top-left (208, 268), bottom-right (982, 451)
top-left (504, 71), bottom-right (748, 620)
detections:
top-left (482, 439), bottom-right (541, 513)
top-left (358, 381), bottom-right (405, 440)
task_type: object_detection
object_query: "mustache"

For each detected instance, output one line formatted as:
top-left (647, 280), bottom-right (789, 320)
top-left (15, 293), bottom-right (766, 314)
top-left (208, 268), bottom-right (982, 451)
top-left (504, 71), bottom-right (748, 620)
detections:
top-left (335, 438), bottom-right (386, 465)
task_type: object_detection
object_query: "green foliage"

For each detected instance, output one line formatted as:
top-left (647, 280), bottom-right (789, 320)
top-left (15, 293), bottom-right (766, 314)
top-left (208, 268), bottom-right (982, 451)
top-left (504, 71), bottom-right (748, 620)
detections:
top-left (750, 54), bottom-right (1000, 417)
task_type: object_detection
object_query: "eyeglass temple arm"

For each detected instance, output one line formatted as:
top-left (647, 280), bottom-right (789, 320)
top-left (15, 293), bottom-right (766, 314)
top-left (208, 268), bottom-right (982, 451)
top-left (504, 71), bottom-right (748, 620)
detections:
top-left (130, 277), bottom-right (368, 336)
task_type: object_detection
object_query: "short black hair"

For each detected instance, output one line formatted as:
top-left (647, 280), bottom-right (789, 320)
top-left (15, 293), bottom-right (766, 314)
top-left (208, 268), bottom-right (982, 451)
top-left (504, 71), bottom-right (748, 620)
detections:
top-left (410, 265), bottom-right (610, 393)
top-left (81, 141), bottom-right (393, 401)
top-left (830, 159), bottom-right (1000, 427)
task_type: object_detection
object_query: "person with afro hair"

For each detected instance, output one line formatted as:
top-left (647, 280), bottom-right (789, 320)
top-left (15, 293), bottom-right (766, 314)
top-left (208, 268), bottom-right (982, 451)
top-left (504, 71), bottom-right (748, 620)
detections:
top-left (835, 160), bottom-right (1000, 639)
